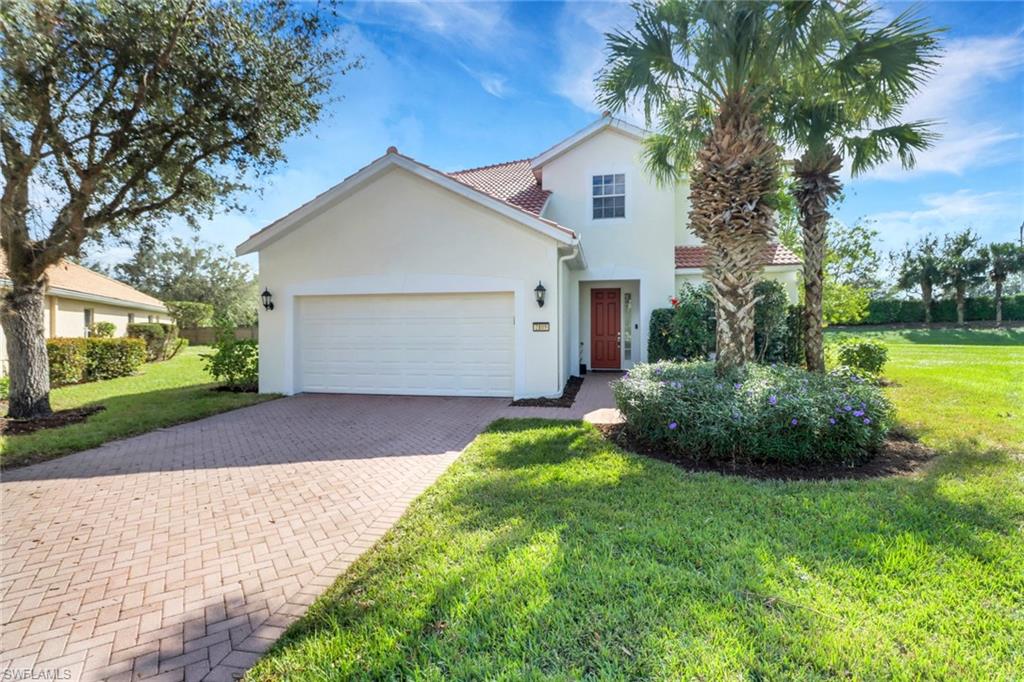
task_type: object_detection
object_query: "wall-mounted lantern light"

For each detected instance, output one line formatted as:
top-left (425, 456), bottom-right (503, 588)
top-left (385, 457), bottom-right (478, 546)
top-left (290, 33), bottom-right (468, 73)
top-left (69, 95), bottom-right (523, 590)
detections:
top-left (261, 288), bottom-right (274, 311)
top-left (534, 281), bottom-right (546, 308)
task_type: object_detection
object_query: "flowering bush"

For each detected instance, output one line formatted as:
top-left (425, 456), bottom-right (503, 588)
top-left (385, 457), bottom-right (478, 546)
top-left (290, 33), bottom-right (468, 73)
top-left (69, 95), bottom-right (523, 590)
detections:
top-left (613, 361), bottom-right (893, 465)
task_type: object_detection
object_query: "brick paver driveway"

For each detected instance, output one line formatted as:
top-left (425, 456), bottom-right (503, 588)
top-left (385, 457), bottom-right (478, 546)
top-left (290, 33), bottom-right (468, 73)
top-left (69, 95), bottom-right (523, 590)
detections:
top-left (1, 374), bottom-right (620, 681)
top-left (1, 394), bottom-right (514, 681)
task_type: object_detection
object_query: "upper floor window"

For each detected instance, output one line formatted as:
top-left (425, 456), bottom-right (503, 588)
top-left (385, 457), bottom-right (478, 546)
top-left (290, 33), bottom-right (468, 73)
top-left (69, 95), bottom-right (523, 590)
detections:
top-left (592, 174), bottom-right (625, 219)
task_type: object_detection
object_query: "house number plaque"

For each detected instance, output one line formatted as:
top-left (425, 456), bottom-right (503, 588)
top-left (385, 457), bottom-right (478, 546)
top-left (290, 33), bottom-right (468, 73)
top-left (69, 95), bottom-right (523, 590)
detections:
top-left (532, 322), bottom-right (550, 332)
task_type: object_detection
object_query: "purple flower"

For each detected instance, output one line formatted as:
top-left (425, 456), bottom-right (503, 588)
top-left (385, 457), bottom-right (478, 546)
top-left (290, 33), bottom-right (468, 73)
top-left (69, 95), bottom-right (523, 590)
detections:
top-left (863, 418), bottom-right (871, 425)
top-left (853, 410), bottom-right (864, 417)
top-left (655, 368), bottom-right (663, 375)
top-left (844, 405), bottom-right (853, 412)
top-left (860, 402), bottom-right (867, 409)
top-left (768, 395), bottom-right (778, 406)
top-left (734, 383), bottom-right (742, 390)
top-left (829, 417), bottom-right (837, 425)
top-left (790, 418), bottom-right (798, 426)
top-left (668, 421), bottom-right (678, 430)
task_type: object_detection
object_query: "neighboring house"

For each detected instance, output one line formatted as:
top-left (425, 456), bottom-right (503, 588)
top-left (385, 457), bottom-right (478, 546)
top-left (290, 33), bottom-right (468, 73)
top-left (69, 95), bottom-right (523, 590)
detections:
top-left (237, 114), bottom-right (801, 399)
top-left (0, 253), bottom-right (169, 375)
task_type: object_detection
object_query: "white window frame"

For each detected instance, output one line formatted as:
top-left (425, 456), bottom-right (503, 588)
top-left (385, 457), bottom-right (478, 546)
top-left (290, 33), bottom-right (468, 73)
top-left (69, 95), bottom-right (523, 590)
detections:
top-left (585, 168), bottom-right (631, 226)
top-left (591, 173), bottom-right (626, 220)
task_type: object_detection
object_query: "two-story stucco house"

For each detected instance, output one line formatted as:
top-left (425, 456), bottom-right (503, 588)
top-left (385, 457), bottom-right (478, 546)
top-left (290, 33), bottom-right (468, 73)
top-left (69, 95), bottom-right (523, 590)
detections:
top-left (237, 115), bottom-right (800, 399)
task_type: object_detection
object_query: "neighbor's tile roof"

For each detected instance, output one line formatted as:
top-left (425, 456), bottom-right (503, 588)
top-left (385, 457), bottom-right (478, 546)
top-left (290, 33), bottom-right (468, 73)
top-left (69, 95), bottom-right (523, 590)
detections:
top-left (674, 243), bottom-right (802, 269)
top-left (447, 159), bottom-right (550, 216)
top-left (0, 251), bottom-right (166, 309)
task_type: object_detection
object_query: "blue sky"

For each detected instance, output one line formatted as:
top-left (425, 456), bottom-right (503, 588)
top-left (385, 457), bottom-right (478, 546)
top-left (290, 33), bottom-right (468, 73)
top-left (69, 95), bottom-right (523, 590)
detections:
top-left (146, 0), bottom-right (1024, 271)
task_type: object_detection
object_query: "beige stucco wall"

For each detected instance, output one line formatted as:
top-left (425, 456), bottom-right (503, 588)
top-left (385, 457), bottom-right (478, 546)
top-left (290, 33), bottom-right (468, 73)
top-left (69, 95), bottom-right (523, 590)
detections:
top-left (0, 293), bottom-right (168, 376)
top-left (256, 166), bottom-right (565, 398)
top-left (675, 266), bottom-right (801, 303)
top-left (539, 128), bottom-right (683, 367)
top-left (50, 297), bottom-right (169, 337)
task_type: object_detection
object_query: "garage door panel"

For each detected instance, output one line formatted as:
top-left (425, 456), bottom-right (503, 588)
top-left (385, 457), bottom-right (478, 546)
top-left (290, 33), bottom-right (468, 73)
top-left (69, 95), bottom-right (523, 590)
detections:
top-left (296, 293), bottom-right (514, 396)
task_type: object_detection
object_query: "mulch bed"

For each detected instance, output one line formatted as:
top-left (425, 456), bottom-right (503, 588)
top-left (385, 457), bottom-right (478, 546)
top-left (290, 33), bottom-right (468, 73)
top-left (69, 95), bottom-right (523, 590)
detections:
top-left (508, 375), bottom-right (584, 408)
top-left (211, 385), bottom-right (258, 393)
top-left (595, 423), bottom-right (935, 481)
top-left (1, 405), bottom-right (106, 437)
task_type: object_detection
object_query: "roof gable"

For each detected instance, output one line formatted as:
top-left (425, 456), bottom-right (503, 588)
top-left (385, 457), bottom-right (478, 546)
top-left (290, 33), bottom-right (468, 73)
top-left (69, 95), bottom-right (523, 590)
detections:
top-left (530, 115), bottom-right (649, 171)
top-left (237, 152), bottom-right (575, 256)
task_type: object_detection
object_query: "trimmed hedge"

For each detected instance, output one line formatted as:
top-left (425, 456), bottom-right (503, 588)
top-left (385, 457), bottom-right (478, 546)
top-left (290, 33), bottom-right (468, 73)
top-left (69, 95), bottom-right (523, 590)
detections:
top-left (88, 321), bottom-right (116, 338)
top-left (613, 361), bottom-right (893, 465)
top-left (127, 322), bottom-right (181, 361)
top-left (85, 338), bottom-right (147, 380)
top-left (861, 294), bottom-right (1024, 325)
top-left (47, 337), bottom-right (147, 386)
top-left (48, 338), bottom-right (89, 386)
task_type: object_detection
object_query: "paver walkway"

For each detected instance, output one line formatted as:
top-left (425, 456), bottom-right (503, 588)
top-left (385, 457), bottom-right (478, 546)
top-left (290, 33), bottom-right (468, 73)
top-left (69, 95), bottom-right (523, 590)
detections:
top-left (1, 374), bottom-right (620, 681)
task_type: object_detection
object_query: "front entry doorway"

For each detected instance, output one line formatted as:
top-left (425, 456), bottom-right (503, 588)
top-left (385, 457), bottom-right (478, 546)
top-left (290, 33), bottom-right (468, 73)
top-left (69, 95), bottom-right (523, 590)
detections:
top-left (590, 288), bottom-right (621, 370)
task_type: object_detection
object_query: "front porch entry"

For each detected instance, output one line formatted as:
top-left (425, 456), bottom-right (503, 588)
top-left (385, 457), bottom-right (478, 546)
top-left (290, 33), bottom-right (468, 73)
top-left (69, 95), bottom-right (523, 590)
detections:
top-left (578, 279), bottom-right (640, 373)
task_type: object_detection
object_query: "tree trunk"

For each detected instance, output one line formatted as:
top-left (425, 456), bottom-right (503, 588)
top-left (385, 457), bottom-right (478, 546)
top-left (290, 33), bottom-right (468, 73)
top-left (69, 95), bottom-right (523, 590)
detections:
top-left (922, 282), bottom-right (932, 324)
top-left (1, 281), bottom-right (52, 419)
top-left (793, 148), bottom-right (842, 373)
top-left (688, 93), bottom-right (779, 373)
top-left (995, 278), bottom-right (1004, 326)
top-left (956, 283), bottom-right (966, 325)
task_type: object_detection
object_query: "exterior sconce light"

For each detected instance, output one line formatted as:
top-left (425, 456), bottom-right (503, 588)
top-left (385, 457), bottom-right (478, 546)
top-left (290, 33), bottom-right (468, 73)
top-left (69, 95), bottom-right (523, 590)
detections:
top-left (261, 288), bottom-right (274, 311)
top-left (534, 281), bottom-right (546, 308)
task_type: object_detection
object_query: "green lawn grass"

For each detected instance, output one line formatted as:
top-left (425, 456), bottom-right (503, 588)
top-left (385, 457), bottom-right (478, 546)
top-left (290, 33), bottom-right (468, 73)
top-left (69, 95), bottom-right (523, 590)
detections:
top-left (248, 328), bottom-right (1023, 681)
top-left (1, 346), bottom-right (276, 468)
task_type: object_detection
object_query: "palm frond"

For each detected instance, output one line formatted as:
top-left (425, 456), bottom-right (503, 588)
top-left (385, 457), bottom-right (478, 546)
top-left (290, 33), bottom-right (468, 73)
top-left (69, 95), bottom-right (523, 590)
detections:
top-left (844, 120), bottom-right (938, 175)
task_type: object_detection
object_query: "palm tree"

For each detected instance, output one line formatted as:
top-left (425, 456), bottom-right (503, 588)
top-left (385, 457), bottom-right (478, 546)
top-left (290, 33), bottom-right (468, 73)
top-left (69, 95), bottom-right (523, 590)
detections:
top-left (779, 4), bottom-right (940, 370)
top-left (598, 0), bottom-right (823, 371)
top-left (893, 235), bottom-right (944, 324)
top-left (940, 230), bottom-right (989, 325)
top-left (987, 242), bottom-right (1024, 326)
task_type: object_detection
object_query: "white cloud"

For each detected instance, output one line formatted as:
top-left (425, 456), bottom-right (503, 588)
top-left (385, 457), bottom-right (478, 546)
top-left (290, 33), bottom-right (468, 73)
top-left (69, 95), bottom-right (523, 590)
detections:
top-left (457, 61), bottom-right (511, 98)
top-left (863, 189), bottom-right (1022, 254)
top-left (552, 2), bottom-right (635, 114)
top-left (342, 0), bottom-right (510, 50)
top-left (859, 31), bottom-right (1024, 180)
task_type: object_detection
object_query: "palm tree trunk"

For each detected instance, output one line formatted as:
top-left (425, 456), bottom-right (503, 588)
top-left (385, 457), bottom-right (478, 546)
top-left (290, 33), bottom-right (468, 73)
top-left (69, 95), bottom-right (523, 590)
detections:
top-left (956, 283), bottom-right (966, 325)
top-left (1, 281), bottom-right (53, 419)
top-left (689, 93), bottom-right (779, 373)
top-left (922, 282), bottom-right (933, 324)
top-left (995, 278), bottom-right (1004, 326)
top-left (793, 148), bottom-right (842, 372)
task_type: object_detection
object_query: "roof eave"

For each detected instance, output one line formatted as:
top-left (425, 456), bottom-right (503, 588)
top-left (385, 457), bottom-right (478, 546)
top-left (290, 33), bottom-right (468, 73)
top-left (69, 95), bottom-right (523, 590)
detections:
top-left (237, 153), bottom-right (574, 256)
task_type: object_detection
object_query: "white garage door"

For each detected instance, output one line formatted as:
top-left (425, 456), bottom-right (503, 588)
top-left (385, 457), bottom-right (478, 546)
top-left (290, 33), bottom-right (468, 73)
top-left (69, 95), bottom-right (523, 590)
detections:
top-left (296, 292), bottom-right (514, 396)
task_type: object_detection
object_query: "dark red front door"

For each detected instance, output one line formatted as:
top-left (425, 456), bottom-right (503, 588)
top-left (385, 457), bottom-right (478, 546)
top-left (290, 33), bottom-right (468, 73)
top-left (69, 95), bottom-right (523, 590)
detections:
top-left (591, 288), bottom-right (621, 369)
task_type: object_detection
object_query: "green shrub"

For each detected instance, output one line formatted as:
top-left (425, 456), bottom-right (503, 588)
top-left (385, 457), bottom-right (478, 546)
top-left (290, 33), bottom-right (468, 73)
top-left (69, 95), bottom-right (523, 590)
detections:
top-left (861, 294), bottom-right (1024, 325)
top-left (88, 321), bottom-right (116, 338)
top-left (202, 339), bottom-right (258, 391)
top-left (833, 337), bottom-right (888, 375)
top-left (85, 338), bottom-right (147, 380)
top-left (649, 284), bottom-right (714, 362)
top-left (127, 322), bottom-right (180, 361)
top-left (613, 361), bottom-right (893, 465)
top-left (0, 375), bottom-right (8, 400)
top-left (47, 338), bottom-right (89, 386)
top-left (753, 280), bottom-right (789, 363)
top-left (649, 281), bottom-right (801, 365)
top-left (166, 301), bottom-right (215, 329)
